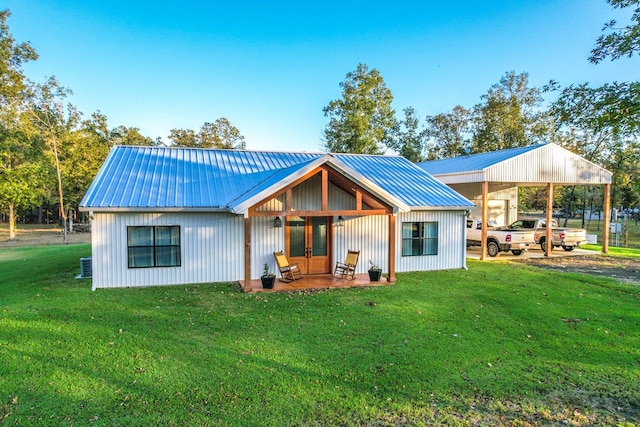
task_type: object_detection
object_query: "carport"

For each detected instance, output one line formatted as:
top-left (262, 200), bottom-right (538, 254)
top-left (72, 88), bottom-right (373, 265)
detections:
top-left (419, 143), bottom-right (613, 260)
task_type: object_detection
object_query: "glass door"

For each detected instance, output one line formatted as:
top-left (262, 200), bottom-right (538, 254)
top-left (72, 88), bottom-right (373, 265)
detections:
top-left (286, 216), bottom-right (330, 274)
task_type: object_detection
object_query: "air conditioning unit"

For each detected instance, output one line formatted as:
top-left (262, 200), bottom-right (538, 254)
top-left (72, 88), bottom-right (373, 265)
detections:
top-left (79, 257), bottom-right (92, 278)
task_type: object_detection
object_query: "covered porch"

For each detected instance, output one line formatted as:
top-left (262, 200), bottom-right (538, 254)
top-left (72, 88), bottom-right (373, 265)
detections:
top-left (239, 162), bottom-right (400, 292)
top-left (239, 273), bottom-right (390, 293)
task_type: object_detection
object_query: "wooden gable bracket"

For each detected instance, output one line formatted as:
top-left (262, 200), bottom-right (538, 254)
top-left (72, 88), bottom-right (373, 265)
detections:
top-left (248, 165), bottom-right (393, 217)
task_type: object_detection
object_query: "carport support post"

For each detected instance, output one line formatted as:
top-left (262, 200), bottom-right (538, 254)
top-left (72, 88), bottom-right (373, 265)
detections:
top-left (480, 180), bottom-right (488, 261)
top-left (603, 183), bottom-right (611, 254)
top-left (244, 216), bottom-right (252, 292)
top-left (545, 182), bottom-right (553, 257)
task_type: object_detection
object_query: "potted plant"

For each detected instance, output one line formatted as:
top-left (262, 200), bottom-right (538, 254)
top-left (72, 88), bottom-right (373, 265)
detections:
top-left (368, 260), bottom-right (382, 281)
top-left (261, 263), bottom-right (276, 289)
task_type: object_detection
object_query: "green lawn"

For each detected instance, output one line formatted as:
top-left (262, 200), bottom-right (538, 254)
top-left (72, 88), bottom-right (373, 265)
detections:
top-left (1, 245), bottom-right (638, 426)
top-left (563, 218), bottom-right (640, 249)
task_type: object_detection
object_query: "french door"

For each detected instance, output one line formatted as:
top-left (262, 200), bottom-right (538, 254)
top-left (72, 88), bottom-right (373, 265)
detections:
top-left (286, 216), bottom-right (330, 274)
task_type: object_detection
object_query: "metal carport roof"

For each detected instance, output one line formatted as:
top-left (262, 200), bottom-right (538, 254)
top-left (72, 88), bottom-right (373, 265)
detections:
top-left (418, 143), bottom-right (612, 186)
top-left (417, 142), bottom-right (613, 258)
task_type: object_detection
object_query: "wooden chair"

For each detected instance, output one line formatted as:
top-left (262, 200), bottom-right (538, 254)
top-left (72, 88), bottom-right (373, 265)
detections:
top-left (333, 250), bottom-right (360, 280)
top-left (273, 251), bottom-right (303, 282)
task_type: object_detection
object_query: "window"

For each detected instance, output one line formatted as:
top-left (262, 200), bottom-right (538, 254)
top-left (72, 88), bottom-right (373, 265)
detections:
top-left (127, 226), bottom-right (181, 268)
top-left (402, 222), bottom-right (438, 256)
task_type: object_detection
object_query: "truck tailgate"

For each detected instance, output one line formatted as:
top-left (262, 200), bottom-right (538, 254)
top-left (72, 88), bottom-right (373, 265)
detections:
top-left (561, 229), bottom-right (587, 242)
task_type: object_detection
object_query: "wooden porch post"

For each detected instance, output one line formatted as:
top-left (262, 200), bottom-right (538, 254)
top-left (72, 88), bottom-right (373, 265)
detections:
top-left (545, 182), bottom-right (553, 257)
top-left (387, 214), bottom-right (396, 283)
top-left (480, 180), bottom-right (488, 261)
top-left (602, 183), bottom-right (611, 254)
top-left (244, 216), bottom-right (252, 292)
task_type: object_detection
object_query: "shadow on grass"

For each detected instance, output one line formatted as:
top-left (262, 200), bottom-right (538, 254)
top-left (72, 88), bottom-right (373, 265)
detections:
top-left (1, 247), bottom-right (638, 425)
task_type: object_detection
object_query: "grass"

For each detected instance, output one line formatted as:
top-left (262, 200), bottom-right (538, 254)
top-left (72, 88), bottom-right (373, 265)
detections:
top-left (1, 244), bottom-right (639, 426)
top-left (562, 218), bottom-right (640, 249)
top-left (582, 244), bottom-right (640, 259)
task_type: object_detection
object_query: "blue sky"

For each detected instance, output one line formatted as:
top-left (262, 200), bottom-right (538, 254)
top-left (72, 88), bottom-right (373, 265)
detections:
top-left (5, 1), bottom-right (638, 152)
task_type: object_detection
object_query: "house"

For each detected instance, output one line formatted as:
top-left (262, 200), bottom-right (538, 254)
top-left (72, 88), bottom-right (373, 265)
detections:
top-left (79, 146), bottom-right (474, 290)
top-left (418, 143), bottom-right (613, 258)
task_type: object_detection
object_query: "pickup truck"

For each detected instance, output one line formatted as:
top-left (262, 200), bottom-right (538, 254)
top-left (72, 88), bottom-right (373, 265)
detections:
top-left (506, 217), bottom-right (588, 253)
top-left (466, 218), bottom-right (536, 257)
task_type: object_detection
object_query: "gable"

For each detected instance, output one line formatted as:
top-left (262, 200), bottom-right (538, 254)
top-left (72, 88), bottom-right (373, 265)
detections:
top-left (248, 164), bottom-right (396, 217)
top-left (418, 143), bottom-right (612, 186)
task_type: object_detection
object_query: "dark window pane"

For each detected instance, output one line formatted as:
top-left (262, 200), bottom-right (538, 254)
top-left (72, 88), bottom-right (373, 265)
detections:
top-left (402, 223), bottom-right (413, 239)
top-left (156, 246), bottom-right (180, 267)
top-left (402, 239), bottom-right (412, 256)
top-left (311, 217), bottom-right (327, 256)
top-left (128, 247), bottom-right (154, 268)
top-left (156, 226), bottom-right (179, 245)
top-left (289, 217), bottom-right (305, 257)
top-left (128, 227), bottom-right (153, 246)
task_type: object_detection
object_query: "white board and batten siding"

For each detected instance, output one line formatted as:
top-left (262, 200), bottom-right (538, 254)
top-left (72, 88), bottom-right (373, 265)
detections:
top-left (395, 211), bottom-right (467, 272)
top-left (250, 216), bottom-right (285, 279)
top-left (333, 211), bottom-right (467, 274)
top-left (91, 212), bottom-right (244, 290)
top-left (91, 186), bottom-right (467, 288)
top-left (333, 215), bottom-right (389, 274)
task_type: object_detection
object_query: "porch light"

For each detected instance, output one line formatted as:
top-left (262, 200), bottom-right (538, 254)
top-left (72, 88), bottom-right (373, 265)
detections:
top-left (336, 215), bottom-right (345, 227)
top-left (274, 216), bottom-right (283, 228)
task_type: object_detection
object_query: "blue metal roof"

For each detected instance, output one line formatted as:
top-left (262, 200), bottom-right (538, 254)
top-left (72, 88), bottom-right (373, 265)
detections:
top-left (334, 154), bottom-right (473, 208)
top-left (418, 144), bottom-right (543, 175)
top-left (80, 146), bottom-right (473, 211)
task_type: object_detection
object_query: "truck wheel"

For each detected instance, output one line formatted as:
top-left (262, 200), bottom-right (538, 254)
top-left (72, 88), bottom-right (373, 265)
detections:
top-left (562, 246), bottom-right (575, 252)
top-left (540, 238), bottom-right (553, 254)
top-left (487, 241), bottom-right (499, 257)
top-left (511, 250), bottom-right (523, 256)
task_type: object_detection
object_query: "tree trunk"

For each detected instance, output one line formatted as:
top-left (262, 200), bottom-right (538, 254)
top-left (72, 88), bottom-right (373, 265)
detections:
top-left (8, 203), bottom-right (16, 240)
top-left (68, 209), bottom-right (74, 233)
top-left (50, 136), bottom-right (67, 244)
top-left (38, 205), bottom-right (43, 224)
top-left (60, 206), bottom-right (67, 243)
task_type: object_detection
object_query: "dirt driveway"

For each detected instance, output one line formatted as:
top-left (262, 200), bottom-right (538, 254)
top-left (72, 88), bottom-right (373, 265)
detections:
top-left (466, 246), bottom-right (640, 285)
top-left (515, 254), bottom-right (640, 285)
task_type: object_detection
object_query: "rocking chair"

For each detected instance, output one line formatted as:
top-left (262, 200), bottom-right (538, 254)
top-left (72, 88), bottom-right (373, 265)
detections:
top-left (333, 249), bottom-right (360, 280)
top-left (273, 251), bottom-right (303, 282)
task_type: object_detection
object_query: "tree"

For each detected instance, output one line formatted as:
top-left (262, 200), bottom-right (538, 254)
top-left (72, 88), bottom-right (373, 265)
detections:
top-left (169, 117), bottom-right (246, 149)
top-left (0, 125), bottom-right (47, 239)
top-left (0, 8), bottom-right (40, 240)
top-left (0, 10), bottom-right (37, 106)
top-left (548, 0), bottom-right (640, 215)
top-left (26, 77), bottom-right (79, 243)
top-left (86, 111), bottom-right (154, 147)
top-left (111, 125), bottom-right (154, 146)
top-left (322, 63), bottom-right (397, 154)
top-left (61, 112), bottom-right (113, 213)
top-left (603, 139), bottom-right (640, 207)
top-left (590, 0), bottom-right (640, 63)
top-left (168, 128), bottom-right (197, 147)
top-left (200, 118), bottom-right (246, 149)
top-left (550, 81), bottom-right (640, 138)
top-left (388, 107), bottom-right (426, 163)
top-left (424, 105), bottom-right (472, 160)
top-left (470, 71), bottom-right (545, 153)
